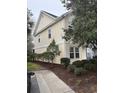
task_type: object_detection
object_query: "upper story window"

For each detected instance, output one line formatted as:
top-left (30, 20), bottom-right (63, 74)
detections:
top-left (38, 38), bottom-right (40, 43)
top-left (48, 29), bottom-right (51, 38)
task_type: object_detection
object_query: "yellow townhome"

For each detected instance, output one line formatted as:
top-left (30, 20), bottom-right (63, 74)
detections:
top-left (33, 10), bottom-right (87, 64)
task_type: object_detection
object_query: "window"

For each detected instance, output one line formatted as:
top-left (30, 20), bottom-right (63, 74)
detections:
top-left (33, 49), bottom-right (35, 53)
top-left (75, 47), bottom-right (79, 58)
top-left (48, 29), bottom-right (51, 38)
top-left (70, 47), bottom-right (74, 58)
top-left (69, 47), bottom-right (80, 59)
top-left (38, 38), bottom-right (40, 43)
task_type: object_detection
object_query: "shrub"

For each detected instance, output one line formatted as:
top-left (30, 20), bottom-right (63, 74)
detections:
top-left (72, 60), bottom-right (84, 67)
top-left (61, 58), bottom-right (70, 68)
top-left (74, 67), bottom-right (83, 76)
top-left (39, 52), bottom-right (55, 63)
top-left (27, 56), bottom-right (32, 62)
top-left (89, 59), bottom-right (97, 64)
top-left (27, 53), bottom-right (37, 62)
top-left (67, 64), bottom-right (75, 72)
top-left (84, 63), bottom-right (97, 71)
top-left (80, 60), bottom-right (89, 66)
top-left (74, 67), bottom-right (87, 76)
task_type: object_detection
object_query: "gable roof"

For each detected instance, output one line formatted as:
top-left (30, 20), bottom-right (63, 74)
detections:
top-left (43, 11), bottom-right (58, 18)
top-left (33, 11), bottom-right (58, 36)
top-left (33, 10), bottom-right (72, 37)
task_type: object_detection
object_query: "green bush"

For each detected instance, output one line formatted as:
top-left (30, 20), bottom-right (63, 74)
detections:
top-left (80, 60), bottom-right (89, 66)
top-left (27, 55), bottom-right (31, 62)
top-left (61, 58), bottom-right (70, 68)
top-left (72, 60), bottom-right (84, 67)
top-left (39, 52), bottom-right (55, 63)
top-left (74, 67), bottom-right (87, 76)
top-left (84, 63), bottom-right (97, 71)
top-left (67, 64), bottom-right (75, 72)
top-left (74, 67), bottom-right (83, 76)
top-left (89, 59), bottom-right (97, 64)
top-left (27, 54), bottom-right (35, 62)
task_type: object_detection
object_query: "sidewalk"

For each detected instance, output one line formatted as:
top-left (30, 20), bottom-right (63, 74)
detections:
top-left (31, 75), bottom-right (40, 93)
top-left (35, 70), bottom-right (75, 93)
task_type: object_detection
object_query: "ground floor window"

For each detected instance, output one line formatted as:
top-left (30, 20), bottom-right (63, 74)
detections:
top-left (69, 47), bottom-right (80, 59)
top-left (75, 47), bottom-right (79, 58)
top-left (70, 47), bottom-right (74, 58)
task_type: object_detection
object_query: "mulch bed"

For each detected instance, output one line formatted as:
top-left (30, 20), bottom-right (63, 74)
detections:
top-left (35, 61), bottom-right (97, 93)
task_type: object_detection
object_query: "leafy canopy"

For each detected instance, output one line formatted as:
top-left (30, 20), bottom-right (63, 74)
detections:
top-left (61, 0), bottom-right (97, 49)
top-left (27, 9), bottom-right (34, 56)
top-left (47, 39), bottom-right (61, 56)
top-left (36, 40), bottom-right (61, 63)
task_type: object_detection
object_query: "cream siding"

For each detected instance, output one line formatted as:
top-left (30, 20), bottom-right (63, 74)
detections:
top-left (36, 13), bottom-right (55, 34)
top-left (34, 11), bottom-right (87, 64)
top-left (34, 18), bottom-right (66, 64)
top-left (65, 43), bottom-right (87, 64)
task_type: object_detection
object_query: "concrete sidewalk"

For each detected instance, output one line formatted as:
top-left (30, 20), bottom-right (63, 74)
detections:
top-left (35, 70), bottom-right (75, 93)
top-left (31, 75), bottom-right (40, 93)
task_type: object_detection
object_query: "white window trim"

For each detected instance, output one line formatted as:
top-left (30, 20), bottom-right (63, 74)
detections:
top-left (70, 47), bottom-right (74, 59)
top-left (75, 47), bottom-right (79, 58)
top-left (69, 47), bottom-right (80, 59)
top-left (48, 29), bottom-right (51, 38)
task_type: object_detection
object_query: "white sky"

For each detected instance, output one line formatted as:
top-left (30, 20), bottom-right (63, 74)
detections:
top-left (27, 0), bottom-right (67, 21)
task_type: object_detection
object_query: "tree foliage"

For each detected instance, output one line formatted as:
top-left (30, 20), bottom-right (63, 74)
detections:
top-left (27, 9), bottom-right (34, 35)
top-left (47, 39), bottom-right (61, 56)
top-left (61, 0), bottom-right (97, 49)
top-left (27, 9), bottom-right (34, 56)
top-left (39, 52), bottom-right (55, 63)
top-left (36, 40), bottom-right (60, 63)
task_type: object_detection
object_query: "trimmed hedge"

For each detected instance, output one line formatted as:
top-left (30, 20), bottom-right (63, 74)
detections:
top-left (72, 60), bottom-right (84, 67)
top-left (84, 63), bottom-right (97, 71)
top-left (72, 60), bottom-right (90, 67)
top-left (60, 58), bottom-right (70, 68)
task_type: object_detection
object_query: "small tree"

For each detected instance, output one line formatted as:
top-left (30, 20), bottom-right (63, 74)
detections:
top-left (40, 52), bottom-right (55, 63)
top-left (27, 9), bottom-right (34, 61)
top-left (47, 39), bottom-right (61, 57)
top-left (61, 0), bottom-right (97, 49)
top-left (38, 40), bottom-right (60, 63)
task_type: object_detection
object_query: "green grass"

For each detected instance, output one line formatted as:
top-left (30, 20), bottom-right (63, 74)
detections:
top-left (27, 62), bottom-right (41, 71)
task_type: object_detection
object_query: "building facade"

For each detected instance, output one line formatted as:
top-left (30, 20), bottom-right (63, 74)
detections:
top-left (33, 11), bottom-right (87, 64)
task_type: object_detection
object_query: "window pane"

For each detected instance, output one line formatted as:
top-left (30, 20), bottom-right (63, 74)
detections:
top-left (76, 53), bottom-right (79, 58)
top-left (38, 38), bottom-right (40, 42)
top-left (70, 47), bottom-right (74, 52)
top-left (48, 34), bottom-right (51, 38)
top-left (48, 29), bottom-right (51, 38)
top-left (75, 47), bottom-right (79, 52)
top-left (70, 53), bottom-right (74, 58)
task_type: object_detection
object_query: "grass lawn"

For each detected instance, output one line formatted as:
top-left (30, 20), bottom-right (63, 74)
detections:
top-left (27, 62), bottom-right (41, 71)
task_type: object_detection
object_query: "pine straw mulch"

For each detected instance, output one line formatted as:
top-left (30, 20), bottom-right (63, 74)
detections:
top-left (35, 61), bottom-right (97, 93)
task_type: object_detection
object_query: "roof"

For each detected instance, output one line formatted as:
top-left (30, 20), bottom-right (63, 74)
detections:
top-left (43, 11), bottom-right (58, 18)
top-left (33, 10), bottom-right (72, 37)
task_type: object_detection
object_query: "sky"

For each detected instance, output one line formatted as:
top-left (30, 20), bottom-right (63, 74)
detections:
top-left (27, 0), bottom-right (67, 21)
